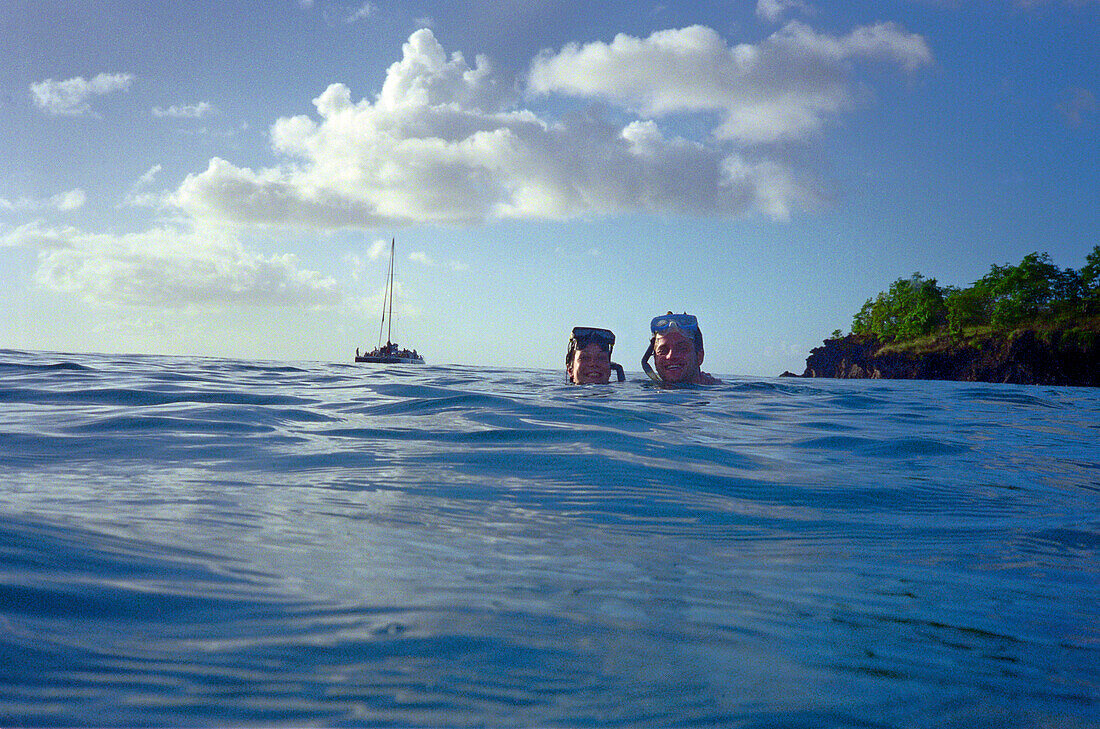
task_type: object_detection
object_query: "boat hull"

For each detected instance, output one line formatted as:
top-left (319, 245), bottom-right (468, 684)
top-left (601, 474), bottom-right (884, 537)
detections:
top-left (354, 355), bottom-right (425, 364)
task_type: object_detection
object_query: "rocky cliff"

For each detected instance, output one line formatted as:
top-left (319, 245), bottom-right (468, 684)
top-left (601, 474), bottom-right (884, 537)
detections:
top-left (792, 330), bottom-right (1100, 387)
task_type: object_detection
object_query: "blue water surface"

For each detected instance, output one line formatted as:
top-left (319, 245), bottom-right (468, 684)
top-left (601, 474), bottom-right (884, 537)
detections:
top-left (0, 348), bottom-right (1097, 727)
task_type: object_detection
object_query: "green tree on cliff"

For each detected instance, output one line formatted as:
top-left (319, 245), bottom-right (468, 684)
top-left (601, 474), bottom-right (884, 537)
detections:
top-left (1081, 245), bottom-right (1100, 303)
top-left (979, 252), bottom-right (1075, 328)
top-left (847, 247), bottom-right (1100, 341)
top-left (851, 273), bottom-right (946, 341)
top-left (945, 284), bottom-right (990, 336)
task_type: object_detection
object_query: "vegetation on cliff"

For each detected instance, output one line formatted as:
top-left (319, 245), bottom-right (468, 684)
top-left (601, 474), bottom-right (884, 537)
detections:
top-left (798, 247), bottom-right (1100, 385)
top-left (844, 246), bottom-right (1100, 343)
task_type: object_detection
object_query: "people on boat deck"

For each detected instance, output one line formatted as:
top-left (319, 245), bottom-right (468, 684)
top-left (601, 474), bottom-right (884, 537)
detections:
top-left (566, 327), bottom-right (625, 384)
top-left (360, 342), bottom-right (420, 359)
top-left (642, 312), bottom-right (721, 386)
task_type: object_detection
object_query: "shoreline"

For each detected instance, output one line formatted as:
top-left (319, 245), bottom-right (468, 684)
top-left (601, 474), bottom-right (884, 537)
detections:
top-left (784, 329), bottom-right (1100, 387)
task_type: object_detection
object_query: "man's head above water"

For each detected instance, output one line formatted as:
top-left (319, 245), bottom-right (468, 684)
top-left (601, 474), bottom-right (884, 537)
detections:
top-left (644, 313), bottom-right (721, 386)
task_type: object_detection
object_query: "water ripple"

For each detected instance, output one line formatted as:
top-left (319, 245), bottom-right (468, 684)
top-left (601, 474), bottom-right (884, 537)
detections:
top-left (0, 350), bottom-right (1097, 727)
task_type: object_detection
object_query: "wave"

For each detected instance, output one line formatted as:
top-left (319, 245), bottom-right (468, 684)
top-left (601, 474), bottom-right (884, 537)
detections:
top-left (0, 350), bottom-right (1097, 726)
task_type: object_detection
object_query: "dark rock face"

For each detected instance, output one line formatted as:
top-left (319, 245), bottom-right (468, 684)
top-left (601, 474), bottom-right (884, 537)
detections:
top-left (798, 332), bottom-right (1100, 387)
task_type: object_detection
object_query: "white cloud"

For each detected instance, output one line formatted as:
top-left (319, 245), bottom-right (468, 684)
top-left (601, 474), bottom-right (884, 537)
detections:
top-left (343, 239), bottom-right (445, 294)
top-left (346, 2), bottom-right (377, 22)
top-left (366, 239), bottom-right (389, 259)
top-left (152, 101), bottom-right (216, 118)
top-left (0, 189), bottom-right (86, 213)
top-left (170, 24), bottom-right (929, 228)
top-left (136, 165), bottom-right (163, 188)
top-left (56, 190), bottom-right (87, 210)
top-left (30, 72), bottom-right (135, 116)
top-left (756, 0), bottom-right (813, 22)
top-left (2, 221), bottom-right (339, 308)
top-left (527, 22), bottom-right (932, 142)
top-left (123, 165), bottom-right (166, 208)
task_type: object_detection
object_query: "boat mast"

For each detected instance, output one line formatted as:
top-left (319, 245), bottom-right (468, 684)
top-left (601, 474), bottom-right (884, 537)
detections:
top-left (375, 237), bottom-right (395, 350)
top-left (386, 238), bottom-right (395, 347)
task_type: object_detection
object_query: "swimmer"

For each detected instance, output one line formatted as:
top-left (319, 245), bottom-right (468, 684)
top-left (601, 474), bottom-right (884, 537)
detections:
top-left (642, 313), bottom-right (721, 385)
top-left (566, 327), bottom-right (625, 384)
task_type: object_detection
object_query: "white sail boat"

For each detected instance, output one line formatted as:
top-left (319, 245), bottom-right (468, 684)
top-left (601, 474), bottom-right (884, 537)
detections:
top-left (355, 238), bottom-right (425, 364)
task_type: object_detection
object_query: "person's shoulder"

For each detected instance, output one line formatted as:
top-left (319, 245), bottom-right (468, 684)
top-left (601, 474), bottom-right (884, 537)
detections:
top-left (697, 372), bottom-right (722, 385)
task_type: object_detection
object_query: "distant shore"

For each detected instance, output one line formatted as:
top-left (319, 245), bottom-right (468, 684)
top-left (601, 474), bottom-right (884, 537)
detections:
top-left (783, 247), bottom-right (1100, 387)
top-left (783, 329), bottom-right (1100, 387)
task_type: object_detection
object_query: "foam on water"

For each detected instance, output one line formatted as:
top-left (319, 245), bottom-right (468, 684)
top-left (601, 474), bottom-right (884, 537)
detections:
top-left (0, 348), bottom-right (1097, 727)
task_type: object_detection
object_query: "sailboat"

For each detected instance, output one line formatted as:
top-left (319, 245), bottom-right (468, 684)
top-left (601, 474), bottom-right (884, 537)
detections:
top-left (355, 238), bottom-right (425, 364)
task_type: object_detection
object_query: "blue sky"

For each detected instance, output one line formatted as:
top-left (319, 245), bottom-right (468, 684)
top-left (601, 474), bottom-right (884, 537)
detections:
top-left (2, 0), bottom-right (1097, 375)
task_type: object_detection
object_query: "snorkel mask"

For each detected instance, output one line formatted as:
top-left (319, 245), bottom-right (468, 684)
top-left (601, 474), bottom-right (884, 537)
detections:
top-left (642, 313), bottom-right (704, 382)
top-left (650, 313), bottom-right (699, 336)
top-left (569, 327), bottom-right (615, 354)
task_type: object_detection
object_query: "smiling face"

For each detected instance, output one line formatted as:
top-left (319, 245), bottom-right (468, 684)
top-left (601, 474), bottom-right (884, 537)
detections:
top-left (653, 329), bottom-right (702, 383)
top-left (568, 343), bottom-right (612, 384)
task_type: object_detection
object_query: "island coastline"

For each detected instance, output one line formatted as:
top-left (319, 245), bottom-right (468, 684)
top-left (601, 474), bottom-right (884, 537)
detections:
top-left (784, 248), bottom-right (1100, 387)
top-left (787, 329), bottom-right (1099, 387)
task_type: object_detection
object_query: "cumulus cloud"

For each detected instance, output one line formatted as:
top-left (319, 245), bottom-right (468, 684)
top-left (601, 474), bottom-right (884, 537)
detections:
top-left (0, 189), bottom-right (86, 213)
top-left (30, 72), bottom-right (135, 116)
top-left (172, 23), bottom-right (929, 227)
top-left (2, 221), bottom-right (339, 308)
top-left (755, 0), bottom-right (813, 22)
top-left (152, 101), bottom-right (217, 118)
top-left (528, 22), bottom-right (931, 143)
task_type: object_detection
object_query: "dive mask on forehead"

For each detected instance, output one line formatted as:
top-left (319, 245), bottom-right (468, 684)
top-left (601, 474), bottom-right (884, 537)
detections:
top-left (650, 313), bottom-right (699, 334)
top-left (570, 327), bottom-right (615, 351)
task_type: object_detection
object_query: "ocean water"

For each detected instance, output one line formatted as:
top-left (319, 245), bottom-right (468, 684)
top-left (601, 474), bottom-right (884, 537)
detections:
top-left (1, 348), bottom-right (1097, 728)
